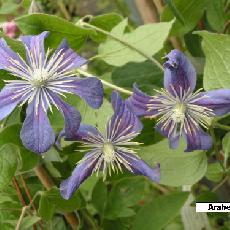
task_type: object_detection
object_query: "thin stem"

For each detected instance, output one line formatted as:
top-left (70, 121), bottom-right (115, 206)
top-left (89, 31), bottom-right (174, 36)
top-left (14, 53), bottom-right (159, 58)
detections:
top-left (15, 206), bottom-right (28, 230)
top-left (81, 22), bottom-right (164, 72)
top-left (34, 165), bottom-right (80, 229)
top-left (212, 176), bottom-right (229, 192)
top-left (210, 128), bottom-right (225, 172)
top-left (152, 183), bottom-right (172, 194)
top-left (19, 175), bottom-right (43, 229)
top-left (57, 0), bottom-right (71, 20)
top-left (214, 123), bottom-right (230, 132)
top-left (19, 175), bottom-right (37, 212)
top-left (15, 192), bottom-right (41, 230)
top-left (77, 69), bottom-right (133, 95)
top-left (12, 177), bottom-right (26, 206)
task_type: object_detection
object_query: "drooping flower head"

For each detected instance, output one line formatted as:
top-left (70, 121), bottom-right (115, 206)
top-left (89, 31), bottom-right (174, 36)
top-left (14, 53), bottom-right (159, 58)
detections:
top-left (0, 31), bottom-right (103, 153)
top-left (60, 92), bottom-right (160, 200)
top-left (127, 49), bottom-right (230, 151)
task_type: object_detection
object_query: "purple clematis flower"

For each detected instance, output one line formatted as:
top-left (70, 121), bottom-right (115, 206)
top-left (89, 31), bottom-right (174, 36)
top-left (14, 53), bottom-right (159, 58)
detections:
top-left (60, 91), bottom-right (160, 200)
top-left (127, 49), bottom-right (230, 151)
top-left (0, 31), bottom-right (103, 153)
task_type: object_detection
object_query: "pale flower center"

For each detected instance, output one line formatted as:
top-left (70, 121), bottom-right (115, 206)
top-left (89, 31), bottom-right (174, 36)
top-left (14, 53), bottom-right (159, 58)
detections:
top-left (171, 102), bottom-right (186, 123)
top-left (31, 68), bottom-right (50, 87)
top-left (102, 142), bottom-right (115, 163)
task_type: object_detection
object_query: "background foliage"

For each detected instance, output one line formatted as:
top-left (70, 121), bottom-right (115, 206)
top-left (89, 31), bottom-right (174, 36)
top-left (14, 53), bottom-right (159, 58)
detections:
top-left (0, 0), bottom-right (230, 229)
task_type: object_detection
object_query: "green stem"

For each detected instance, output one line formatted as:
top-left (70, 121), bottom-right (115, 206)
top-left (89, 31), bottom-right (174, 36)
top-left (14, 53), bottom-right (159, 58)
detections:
top-left (82, 209), bottom-right (100, 230)
top-left (210, 127), bottom-right (225, 172)
top-left (81, 22), bottom-right (164, 72)
top-left (77, 69), bottom-right (133, 95)
top-left (212, 175), bottom-right (229, 192)
top-left (214, 123), bottom-right (230, 131)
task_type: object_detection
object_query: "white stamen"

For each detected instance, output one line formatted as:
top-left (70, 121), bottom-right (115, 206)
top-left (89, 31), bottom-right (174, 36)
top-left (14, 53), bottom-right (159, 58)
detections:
top-left (148, 85), bottom-right (214, 137)
top-left (4, 46), bottom-right (78, 113)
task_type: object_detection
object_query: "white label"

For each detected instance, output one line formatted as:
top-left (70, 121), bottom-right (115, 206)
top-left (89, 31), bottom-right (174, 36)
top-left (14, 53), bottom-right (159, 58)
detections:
top-left (196, 203), bottom-right (230, 212)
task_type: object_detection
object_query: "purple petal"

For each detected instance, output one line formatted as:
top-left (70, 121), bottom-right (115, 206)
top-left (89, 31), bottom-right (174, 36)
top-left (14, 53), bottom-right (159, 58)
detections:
top-left (20, 100), bottom-right (55, 153)
top-left (0, 87), bottom-right (22, 120)
top-left (74, 124), bottom-right (103, 143)
top-left (183, 120), bottom-right (212, 152)
top-left (164, 49), bottom-right (196, 95)
top-left (50, 93), bottom-right (81, 140)
top-left (118, 151), bottom-right (160, 183)
top-left (126, 84), bottom-right (162, 117)
top-left (0, 39), bottom-right (29, 76)
top-left (156, 123), bottom-right (180, 149)
top-left (107, 91), bottom-right (143, 142)
top-left (65, 77), bottom-right (103, 109)
top-left (55, 124), bottom-right (103, 148)
top-left (52, 39), bottom-right (87, 72)
top-left (195, 89), bottom-right (230, 116)
top-left (60, 151), bottom-right (98, 200)
top-left (20, 31), bottom-right (49, 67)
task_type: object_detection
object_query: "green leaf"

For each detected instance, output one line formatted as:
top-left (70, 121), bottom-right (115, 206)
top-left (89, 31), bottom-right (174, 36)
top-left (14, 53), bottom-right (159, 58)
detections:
top-left (4, 107), bottom-right (22, 127)
top-left (132, 192), bottom-right (189, 230)
top-left (92, 179), bottom-right (107, 214)
top-left (40, 187), bottom-right (85, 213)
top-left (20, 216), bottom-right (41, 230)
top-left (138, 139), bottom-right (207, 186)
top-left (16, 13), bottom-right (94, 50)
top-left (205, 163), bottom-right (224, 182)
top-left (161, 0), bottom-right (206, 36)
top-left (206, 0), bottom-right (226, 32)
top-left (196, 31), bottom-right (230, 90)
top-left (165, 0), bottom-right (185, 25)
top-left (90, 13), bottom-right (123, 42)
top-left (111, 60), bottom-right (163, 94)
top-left (38, 195), bottom-right (55, 221)
top-left (0, 32), bottom-right (25, 57)
top-left (81, 98), bottom-right (113, 134)
top-left (50, 96), bottom-right (113, 136)
top-left (0, 144), bottom-right (18, 190)
top-left (0, 1), bottom-right (19, 15)
top-left (98, 19), bottom-right (173, 66)
top-left (104, 177), bottom-right (147, 219)
top-left (0, 124), bottom-right (38, 172)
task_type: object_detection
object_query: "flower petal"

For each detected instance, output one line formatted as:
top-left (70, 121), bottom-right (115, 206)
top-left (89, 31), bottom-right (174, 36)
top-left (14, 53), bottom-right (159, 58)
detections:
top-left (65, 77), bottom-right (104, 109)
top-left (20, 100), bottom-right (55, 153)
top-left (73, 124), bottom-right (103, 143)
top-left (183, 120), bottom-right (212, 152)
top-left (0, 87), bottom-right (22, 120)
top-left (117, 151), bottom-right (160, 183)
top-left (126, 84), bottom-right (158, 117)
top-left (60, 151), bottom-right (98, 200)
top-left (156, 123), bottom-right (180, 149)
top-left (0, 39), bottom-right (29, 78)
top-left (126, 84), bottom-right (168, 117)
top-left (107, 91), bottom-right (143, 142)
top-left (20, 31), bottom-right (49, 67)
top-left (53, 39), bottom-right (87, 72)
top-left (50, 93), bottom-right (81, 140)
top-left (164, 49), bottom-right (196, 95)
top-left (195, 89), bottom-right (230, 116)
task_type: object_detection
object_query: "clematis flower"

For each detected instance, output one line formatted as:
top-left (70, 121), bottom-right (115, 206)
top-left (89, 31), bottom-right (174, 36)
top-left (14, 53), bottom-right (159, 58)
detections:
top-left (60, 91), bottom-right (160, 200)
top-left (127, 49), bottom-right (230, 151)
top-left (0, 31), bottom-right (103, 153)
